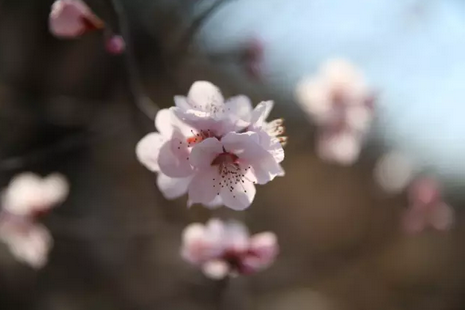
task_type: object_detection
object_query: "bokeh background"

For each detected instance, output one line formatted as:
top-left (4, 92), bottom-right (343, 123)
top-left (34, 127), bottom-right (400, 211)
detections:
top-left (0, 0), bottom-right (465, 309)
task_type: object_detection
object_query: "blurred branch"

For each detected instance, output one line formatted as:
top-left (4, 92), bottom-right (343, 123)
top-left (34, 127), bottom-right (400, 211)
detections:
top-left (169, 0), bottom-right (236, 65)
top-left (108, 0), bottom-right (159, 120)
top-left (215, 278), bottom-right (229, 310)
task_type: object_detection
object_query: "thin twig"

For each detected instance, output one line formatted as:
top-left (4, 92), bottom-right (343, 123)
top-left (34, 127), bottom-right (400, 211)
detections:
top-left (108, 0), bottom-right (159, 120)
top-left (215, 277), bottom-right (230, 310)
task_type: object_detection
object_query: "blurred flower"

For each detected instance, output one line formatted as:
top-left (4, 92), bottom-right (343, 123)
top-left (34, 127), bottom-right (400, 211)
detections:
top-left (136, 81), bottom-right (285, 210)
top-left (105, 35), bottom-right (126, 55)
top-left (374, 151), bottom-right (415, 193)
top-left (0, 173), bottom-right (69, 268)
top-left (181, 219), bottom-right (278, 279)
top-left (49, 0), bottom-right (104, 39)
top-left (402, 177), bottom-right (454, 233)
top-left (295, 59), bottom-right (375, 165)
top-left (242, 37), bottom-right (264, 80)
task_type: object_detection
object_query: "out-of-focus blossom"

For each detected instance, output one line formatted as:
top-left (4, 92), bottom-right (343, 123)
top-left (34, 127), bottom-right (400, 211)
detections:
top-left (0, 173), bottom-right (69, 268)
top-left (105, 35), bottom-right (126, 55)
top-left (374, 151), bottom-right (415, 194)
top-left (402, 177), bottom-right (454, 233)
top-left (295, 59), bottom-right (375, 165)
top-left (49, 0), bottom-right (104, 39)
top-left (242, 38), bottom-right (264, 80)
top-left (136, 81), bottom-right (285, 210)
top-left (181, 219), bottom-right (278, 279)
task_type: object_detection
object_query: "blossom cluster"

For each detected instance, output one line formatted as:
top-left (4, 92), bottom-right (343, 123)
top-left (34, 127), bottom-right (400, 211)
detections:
top-left (137, 81), bottom-right (286, 210)
top-left (0, 173), bottom-right (69, 268)
top-left (295, 59), bottom-right (375, 165)
top-left (402, 177), bottom-right (454, 233)
top-left (49, 0), bottom-right (125, 54)
top-left (181, 219), bottom-right (278, 279)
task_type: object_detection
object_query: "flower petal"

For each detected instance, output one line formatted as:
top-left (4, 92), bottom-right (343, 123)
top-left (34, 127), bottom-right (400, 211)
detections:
top-left (220, 172), bottom-right (256, 210)
top-left (402, 208), bottom-right (427, 234)
top-left (430, 203), bottom-right (454, 231)
top-left (136, 133), bottom-right (165, 172)
top-left (224, 95), bottom-right (253, 121)
top-left (155, 108), bottom-right (174, 137)
top-left (223, 221), bottom-right (250, 252)
top-left (222, 132), bottom-right (284, 184)
top-left (248, 232), bottom-right (278, 266)
top-left (202, 259), bottom-right (230, 280)
top-left (189, 138), bottom-right (223, 169)
top-left (250, 101), bottom-right (274, 128)
top-left (156, 174), bottom-right (192, 200)
top-left (188, 166), bottom-right (220, 205)
top-left (187, 81), bottom-right (224, 111)
top-left (158, 140), bottom-right (193, 178)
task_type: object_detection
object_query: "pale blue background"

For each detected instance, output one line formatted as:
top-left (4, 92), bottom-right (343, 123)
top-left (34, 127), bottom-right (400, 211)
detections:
top-left (197, 0), bottom-right (465, 185)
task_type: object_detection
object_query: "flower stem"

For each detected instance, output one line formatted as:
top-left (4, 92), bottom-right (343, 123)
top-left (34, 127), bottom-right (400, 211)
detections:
top-left (215, 277), bottom-right (230, 310)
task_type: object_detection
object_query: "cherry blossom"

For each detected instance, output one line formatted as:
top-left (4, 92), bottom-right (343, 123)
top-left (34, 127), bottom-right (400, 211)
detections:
top-left (137, 81), bottom-right (286, 210)
top-left (295, 59), bottom-right (375, 165)
top-left (188, 132), bottom-right (284, 210)
top-left (181, 219), bottom-right (278, 279)
top-left (374, 151), bottom-right (415, 194)
top-left (49, 0), bottom-right (104, 39)
top-left (0, 173), bottom-right (69, 268)
top-left (402, 177), bottom-right (454, 233)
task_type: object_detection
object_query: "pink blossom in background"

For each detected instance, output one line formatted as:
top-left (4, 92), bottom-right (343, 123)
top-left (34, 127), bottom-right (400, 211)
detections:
top-left (0, 173), bottom-right (69, 268)
top-left (136, 81), bottom-right (285, 210)
top-left (49, 0), bottom-right (104, 39)
top-left (181, 219), bottom-right (278, 279)
top-left (242, 38), bottom-right (264, 80)
top-left (295, 59), bottom-right (375, 165)
top-left (105, 35), bottom-right (126, 55)
top-left (402, 177), bottom-right (454, 233)
top-left (373, 151), bottom-right (415, 194)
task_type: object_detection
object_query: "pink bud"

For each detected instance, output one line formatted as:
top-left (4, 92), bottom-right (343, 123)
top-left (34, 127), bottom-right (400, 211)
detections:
top-left (105, 35), bottom-right (126, 55)
top-left (49, 0), bottom-right (104, 39)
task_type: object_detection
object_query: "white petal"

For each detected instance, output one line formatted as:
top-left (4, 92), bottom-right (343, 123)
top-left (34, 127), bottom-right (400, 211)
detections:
top-left (188, 167), bottom-right (220, 205)
top-left (202, 259), bottom-right (230, 280)
top-left (373, 151), bottom-right (415, 194)
top-left (203, 195), bottom-right (224, 209)
top-left (250, 101), bottom-right (274, 128)
top-left (154, 108), bottom-right (174, 137)
top-left (156, 174), bottom-right (192, 200)
top-left (136, 133), bottom-right (165, 172)
top-left (345, 105), bottom-right (373, 133)
top-left (224, 95), bottom-right (253, 121)
top-left (174, 95), bottom-right (192, 110)
top-left (223, 221), bottom-right (250, 252)
top-left (248, 232), bottom-right (279, 267)
top-left (430, 203), bottom-right (454, 231)
top-left (158, 140), bottom-right (193, 178)
top-left (317, 131), bottom-right (361, 166)
top-left (220, 172), bottom-right (256, 210)
top-left (189, 138), bottom-right (223, 169)
top-left (41, 174), bottom-right (69, 208)
top-left (187, 81), bottom-right (224, 111)
top-left (1, 223), bottom-right (52, 269)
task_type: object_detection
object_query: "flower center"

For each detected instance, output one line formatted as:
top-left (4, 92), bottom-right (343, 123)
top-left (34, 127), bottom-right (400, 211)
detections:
top-left (211, 152), bottom-right (239, 166)
top-left (186, 129), bottom-right (215, 147)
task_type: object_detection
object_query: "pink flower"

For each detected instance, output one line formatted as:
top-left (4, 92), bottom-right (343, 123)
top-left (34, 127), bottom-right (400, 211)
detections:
top-left (402, 177), bottom-right (454, 233)
top-left (187, 132), bottom-right (284, 210)
top-left (181, 219), bottom-right (278, 279)
top-left (242, 38), bottom-right (264, 80)
top-left (136, 81), bottom-right (286, 209)
top-left (105, 35), bottom-right (126, 55)
top-left (49, 0), bottom-right (104, 39)
top-left (0, 173), bottom-right (69, 268)
top-left (295, 59), bottom-right (375, 165)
